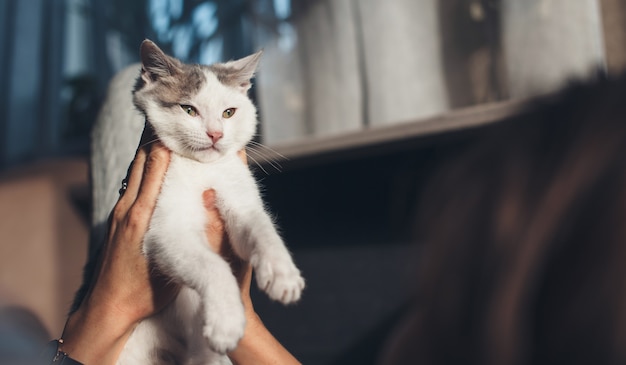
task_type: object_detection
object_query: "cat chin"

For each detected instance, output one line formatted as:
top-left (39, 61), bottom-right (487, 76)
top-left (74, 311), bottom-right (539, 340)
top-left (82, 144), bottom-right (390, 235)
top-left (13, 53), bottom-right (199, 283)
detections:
top-left (186, 148), bottom-right (226, 163)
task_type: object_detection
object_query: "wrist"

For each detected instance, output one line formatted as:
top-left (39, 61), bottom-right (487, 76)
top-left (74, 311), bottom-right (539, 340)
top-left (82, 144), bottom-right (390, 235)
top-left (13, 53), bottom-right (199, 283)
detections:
top-left (60, 301), bottom-right (137, 365)
top-left (41, 339), bottom-right (84, 364)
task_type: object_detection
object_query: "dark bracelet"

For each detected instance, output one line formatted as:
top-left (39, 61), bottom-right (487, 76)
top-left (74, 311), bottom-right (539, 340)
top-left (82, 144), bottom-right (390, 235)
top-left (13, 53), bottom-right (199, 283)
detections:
top-left (40, 339), bottom-right (84, 365)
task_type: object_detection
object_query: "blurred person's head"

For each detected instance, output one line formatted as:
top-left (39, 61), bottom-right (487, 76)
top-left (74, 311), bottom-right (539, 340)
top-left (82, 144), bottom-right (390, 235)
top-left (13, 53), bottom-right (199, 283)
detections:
top-left (384, 73), bottom-right (626, 365)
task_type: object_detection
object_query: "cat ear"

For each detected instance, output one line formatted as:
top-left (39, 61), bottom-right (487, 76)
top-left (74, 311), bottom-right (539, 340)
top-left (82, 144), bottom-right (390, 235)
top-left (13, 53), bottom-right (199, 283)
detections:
top-left (213, 50), bottom-right (263, 93)
top-left (139, 39), bottom-right (180, 83)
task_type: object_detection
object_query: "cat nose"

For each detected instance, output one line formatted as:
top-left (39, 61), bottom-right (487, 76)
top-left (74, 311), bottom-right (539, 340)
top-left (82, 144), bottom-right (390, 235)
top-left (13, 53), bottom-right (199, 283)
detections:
top-left (207, 130), bottom-right (223, 143)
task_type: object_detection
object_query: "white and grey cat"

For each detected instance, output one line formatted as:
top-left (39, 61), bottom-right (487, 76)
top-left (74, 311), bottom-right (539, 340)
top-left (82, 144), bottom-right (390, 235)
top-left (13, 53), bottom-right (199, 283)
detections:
top-left (92, 40), bottom-right (304, 364)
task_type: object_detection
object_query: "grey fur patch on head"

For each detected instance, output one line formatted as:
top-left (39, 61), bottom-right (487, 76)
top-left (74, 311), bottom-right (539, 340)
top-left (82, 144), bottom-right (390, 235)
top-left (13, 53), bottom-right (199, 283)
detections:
top-left (209, 51), bottom-right (263, 91)
top-left (149, 65), bottom-right (205, 107)
top-left (133, 39), bottom-right (206, 112)
top-left (133, 40), bottom-right (261, 114)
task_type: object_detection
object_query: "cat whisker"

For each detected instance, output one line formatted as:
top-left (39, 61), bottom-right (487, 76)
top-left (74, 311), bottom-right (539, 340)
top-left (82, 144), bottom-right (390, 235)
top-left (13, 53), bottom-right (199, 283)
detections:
top-left (138, 137), bottom-right (162, 150)
top-left (248, 140), bottom-right (289, 161)
top-left (246, 153), bottom-right (270, 175)
top-left (247, 141), bottom-right (287, 173)
top-left (246, 146), bottom-right (283, 173)
top-left (248, 146), bottom-right (281, 169)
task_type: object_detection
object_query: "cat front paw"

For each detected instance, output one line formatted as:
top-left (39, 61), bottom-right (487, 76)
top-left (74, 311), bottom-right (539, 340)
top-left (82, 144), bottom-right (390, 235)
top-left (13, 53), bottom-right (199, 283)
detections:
top-left (202, 298), bottom-right (246, 353)
top-left (252, 253), bottom-right (305, 304)
top-left (203, 316), bottom-right (245, 353)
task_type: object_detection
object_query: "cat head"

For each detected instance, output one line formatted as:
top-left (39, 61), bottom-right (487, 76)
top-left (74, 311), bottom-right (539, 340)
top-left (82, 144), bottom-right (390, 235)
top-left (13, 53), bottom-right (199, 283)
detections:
top-left (133, 39), bottom-right (262, 163)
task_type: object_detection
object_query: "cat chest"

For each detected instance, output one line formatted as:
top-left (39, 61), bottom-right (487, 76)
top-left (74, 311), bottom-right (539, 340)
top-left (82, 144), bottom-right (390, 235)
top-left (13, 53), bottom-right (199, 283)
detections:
top-left (160, 156), bottom-right (251, 201)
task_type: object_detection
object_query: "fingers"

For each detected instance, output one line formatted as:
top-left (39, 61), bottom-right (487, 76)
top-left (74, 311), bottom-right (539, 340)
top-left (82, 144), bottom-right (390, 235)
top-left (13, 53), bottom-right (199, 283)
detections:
top-left (238, 149), bottom-right (247, 164)
top-left (203, 189), bottom-right (226, 253)
top-left (134, 144), bottom-right (170, 214)
top-left (119, 125), bottom-right (157, 200)
top-left (114, 125), bottom-right (169, 222)
top-left (202, 189), bottom-right (249, 289)
top-left (120, 148), bottom-right (147, 207)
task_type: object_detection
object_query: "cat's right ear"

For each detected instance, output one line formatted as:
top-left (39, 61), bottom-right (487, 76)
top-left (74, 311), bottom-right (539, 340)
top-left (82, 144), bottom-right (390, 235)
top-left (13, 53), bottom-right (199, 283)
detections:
top-left (140, 39), bottom-right (179, 83)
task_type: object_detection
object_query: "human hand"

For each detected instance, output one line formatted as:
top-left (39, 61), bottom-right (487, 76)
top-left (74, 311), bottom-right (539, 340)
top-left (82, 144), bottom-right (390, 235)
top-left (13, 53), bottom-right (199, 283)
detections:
top-left (60, 127), bottom-right (175, 364)
top-left (61, 128), bottom-right (251, 364)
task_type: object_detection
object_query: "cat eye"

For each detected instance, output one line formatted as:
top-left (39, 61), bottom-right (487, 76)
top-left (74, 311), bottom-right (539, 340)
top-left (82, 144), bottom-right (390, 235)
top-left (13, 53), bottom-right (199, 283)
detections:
top-left (180, 104), bottom-right (198, 117)
top-left (222, 108), bottom-right (236, 119)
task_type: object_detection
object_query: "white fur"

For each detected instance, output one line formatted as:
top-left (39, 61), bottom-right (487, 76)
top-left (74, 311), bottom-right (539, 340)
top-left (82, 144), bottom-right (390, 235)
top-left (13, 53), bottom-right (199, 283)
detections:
top-left (115, 54), bottom-right (304, 364)
top-left (90, 64), bottom-right (145, 249)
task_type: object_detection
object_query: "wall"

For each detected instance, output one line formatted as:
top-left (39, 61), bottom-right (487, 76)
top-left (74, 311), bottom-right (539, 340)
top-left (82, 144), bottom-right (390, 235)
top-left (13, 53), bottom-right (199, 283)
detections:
top-left (0, 158), bottom-right (89, 336)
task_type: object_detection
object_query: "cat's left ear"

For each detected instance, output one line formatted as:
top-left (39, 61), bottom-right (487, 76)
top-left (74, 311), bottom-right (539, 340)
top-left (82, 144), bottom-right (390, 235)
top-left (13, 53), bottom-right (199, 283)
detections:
top-left (140, 39), bottom-right (180, 84)
top-left (215, 50), bottom-right (263, 93)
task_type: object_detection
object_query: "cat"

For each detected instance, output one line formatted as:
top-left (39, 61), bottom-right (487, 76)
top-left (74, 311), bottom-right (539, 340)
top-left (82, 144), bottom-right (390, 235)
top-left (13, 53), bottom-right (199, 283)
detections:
top-left (91, 40), bottom-right (305, 365)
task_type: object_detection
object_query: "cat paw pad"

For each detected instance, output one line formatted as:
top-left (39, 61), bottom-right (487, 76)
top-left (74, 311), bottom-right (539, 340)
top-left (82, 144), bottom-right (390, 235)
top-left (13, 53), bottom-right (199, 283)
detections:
top-left (253, 255), bottom-right (305, 304)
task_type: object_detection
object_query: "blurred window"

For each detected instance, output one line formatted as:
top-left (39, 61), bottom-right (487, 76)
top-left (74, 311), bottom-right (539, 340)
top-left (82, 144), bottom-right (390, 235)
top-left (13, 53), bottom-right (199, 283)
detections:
top-left (0, 0), bottom-right (624, 168)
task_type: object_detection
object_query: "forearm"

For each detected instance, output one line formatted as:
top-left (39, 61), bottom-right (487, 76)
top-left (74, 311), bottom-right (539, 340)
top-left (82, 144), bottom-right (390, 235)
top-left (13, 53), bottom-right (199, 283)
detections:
top-left (229, 311), bottom-right (301, 365)
top-left (59, 303), bottom-right (136, 365)
top-left (60, 298), bottom-right (299, 365)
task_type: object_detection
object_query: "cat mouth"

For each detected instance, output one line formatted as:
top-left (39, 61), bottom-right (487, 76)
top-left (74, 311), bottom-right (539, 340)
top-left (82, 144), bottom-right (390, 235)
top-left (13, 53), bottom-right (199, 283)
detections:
top-left (196, 145), bottom-right (220, 152)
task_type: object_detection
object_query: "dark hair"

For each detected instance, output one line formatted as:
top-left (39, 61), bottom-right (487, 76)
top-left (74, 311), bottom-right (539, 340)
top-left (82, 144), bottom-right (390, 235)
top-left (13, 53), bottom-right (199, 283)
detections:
top-left (386, 74), bottom-right (626, 365)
